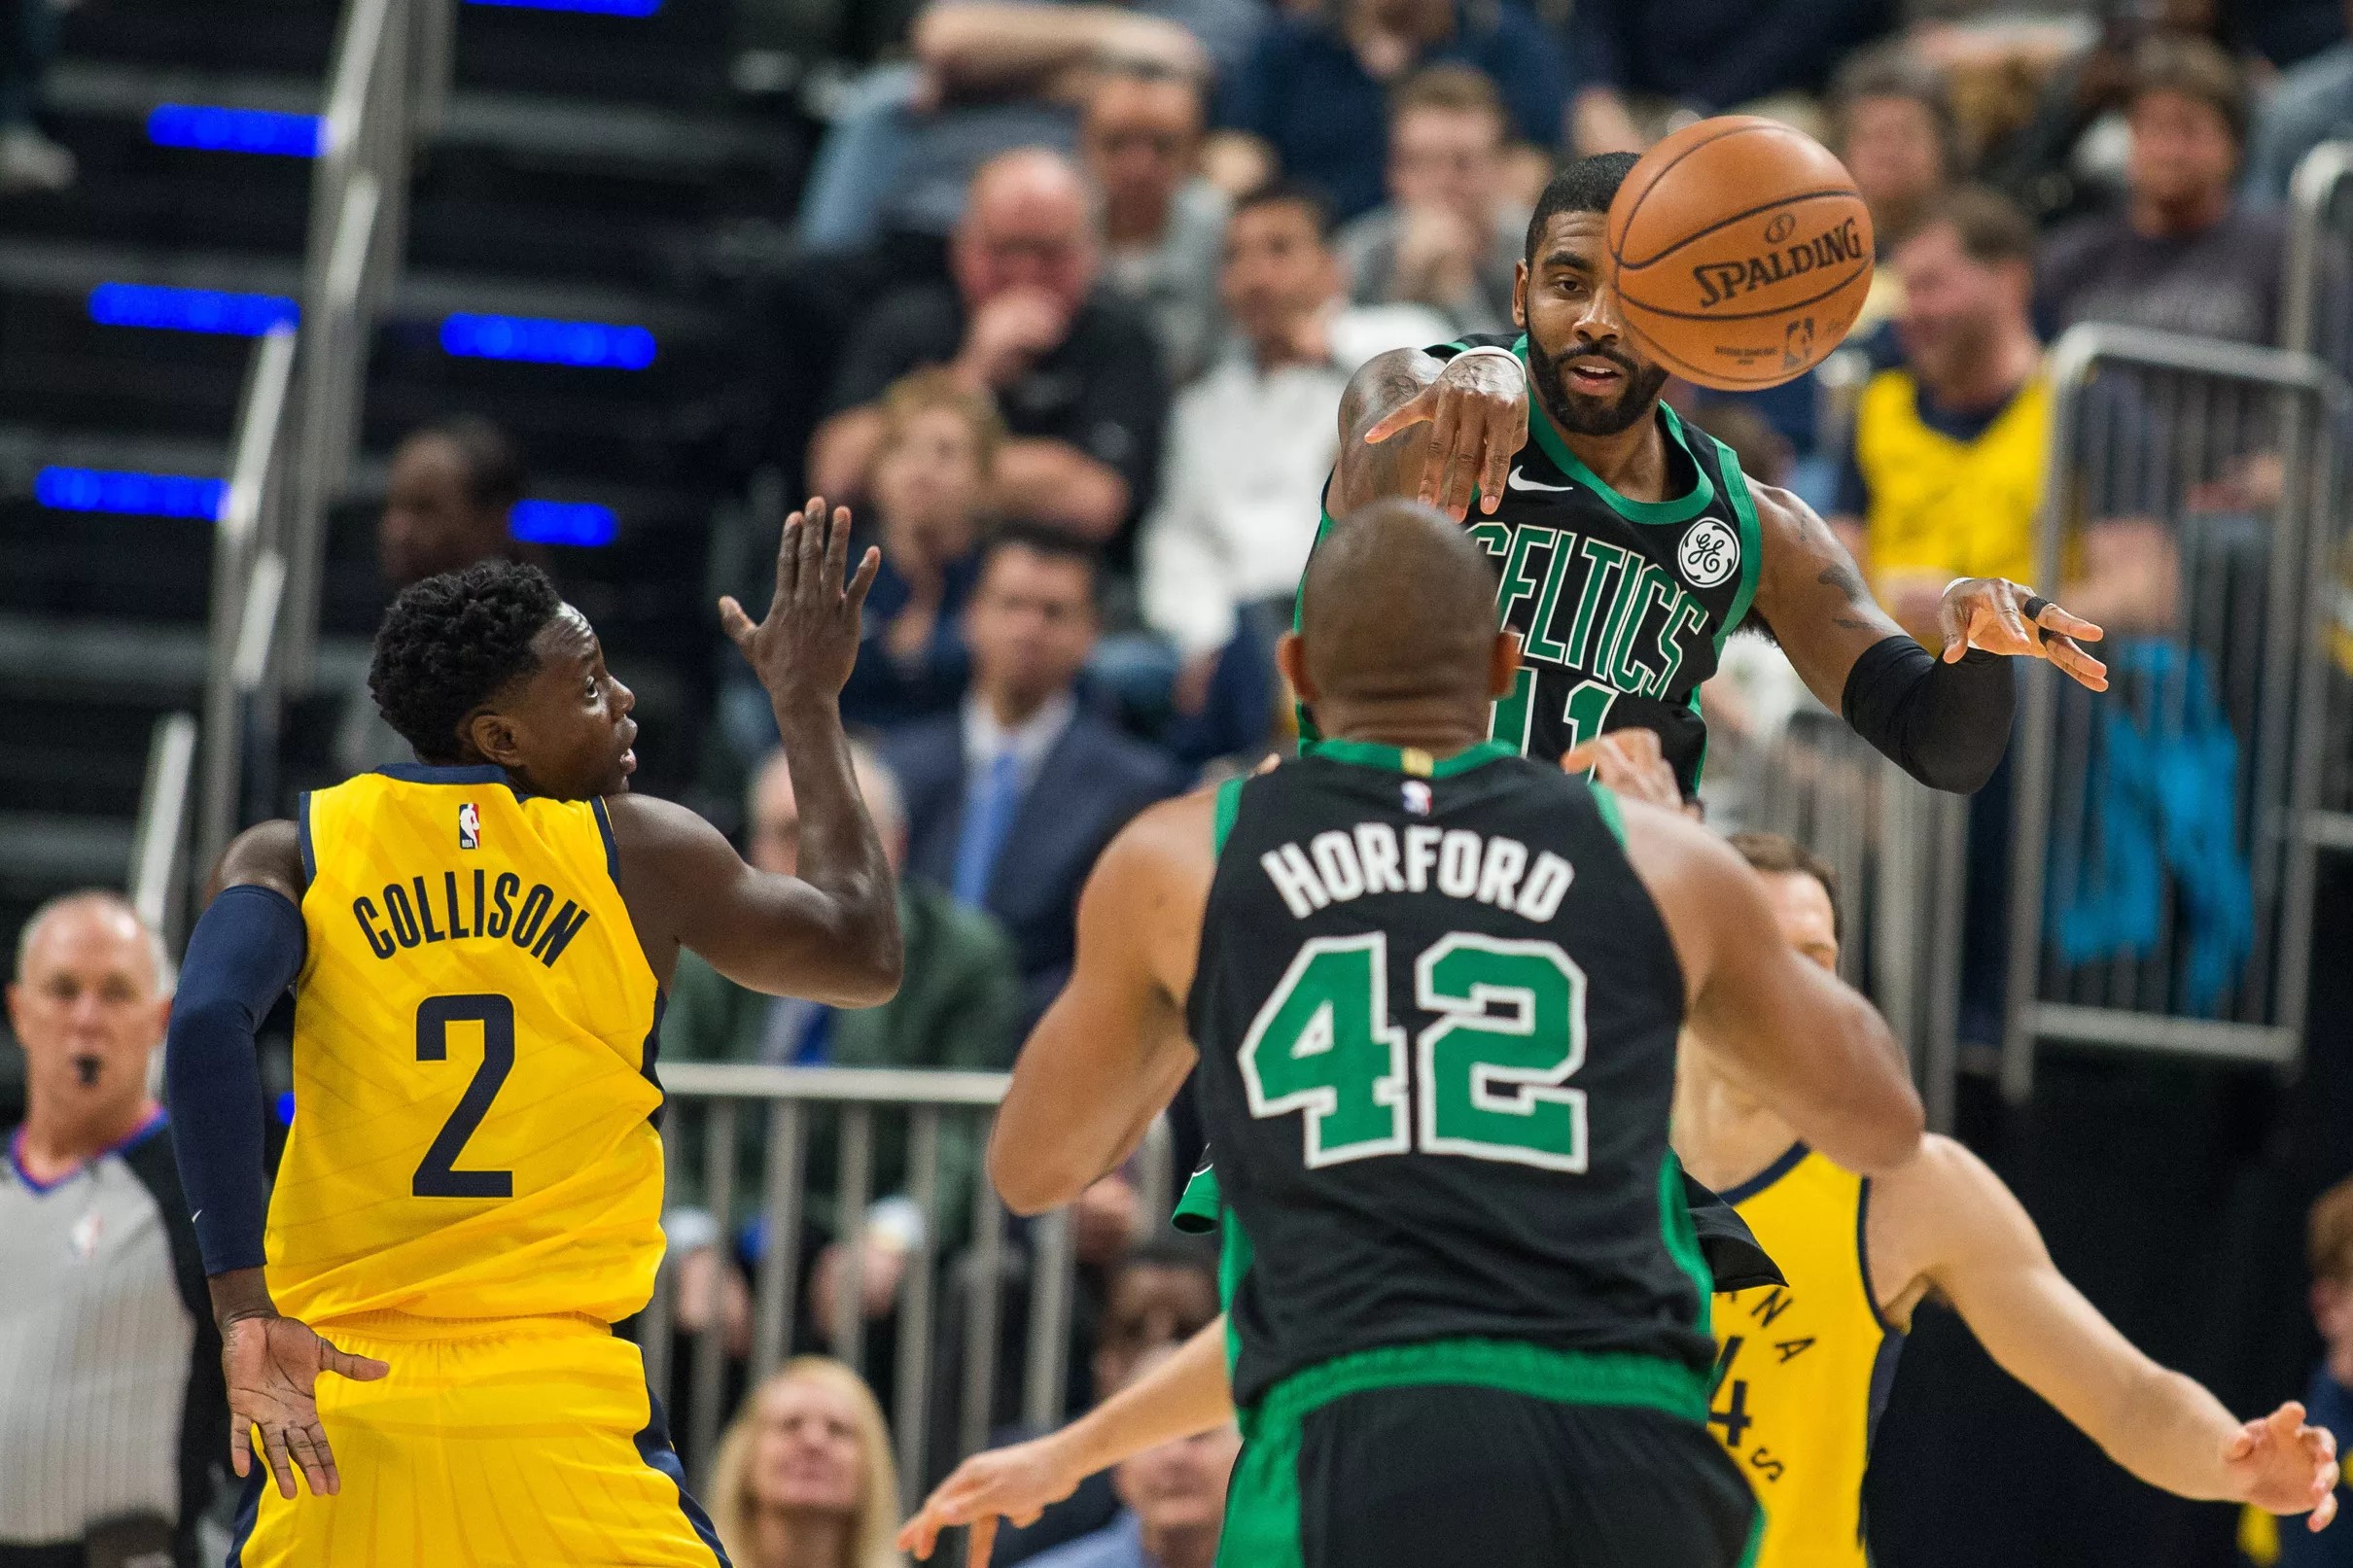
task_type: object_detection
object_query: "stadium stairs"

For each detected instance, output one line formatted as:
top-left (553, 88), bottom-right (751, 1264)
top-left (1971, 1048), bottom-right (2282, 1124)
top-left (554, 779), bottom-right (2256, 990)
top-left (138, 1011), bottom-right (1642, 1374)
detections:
top-left (0, 0), bottom-right (827, 1081)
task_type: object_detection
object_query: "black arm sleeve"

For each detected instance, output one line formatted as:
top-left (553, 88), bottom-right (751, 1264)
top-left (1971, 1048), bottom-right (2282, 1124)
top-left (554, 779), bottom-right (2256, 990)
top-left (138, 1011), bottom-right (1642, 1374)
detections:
top-left (1840, 634), bottom-right (2017, 794)
top-left (164, 884), bottom-right (305, 1275)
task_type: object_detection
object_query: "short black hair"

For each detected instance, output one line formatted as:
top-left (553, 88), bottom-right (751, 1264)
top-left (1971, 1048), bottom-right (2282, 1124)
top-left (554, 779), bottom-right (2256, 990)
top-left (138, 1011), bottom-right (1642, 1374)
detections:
top-left (1525, 152), bottom-right (1639, 264)
top-left (1231, 177), bottom-right (1337, 244)
top-left (369, 559), bottom-right (564, 763)
top-left (979, 519), bottom-right (1103, 594)
top-left (407, 415), bottom-right (526, 516)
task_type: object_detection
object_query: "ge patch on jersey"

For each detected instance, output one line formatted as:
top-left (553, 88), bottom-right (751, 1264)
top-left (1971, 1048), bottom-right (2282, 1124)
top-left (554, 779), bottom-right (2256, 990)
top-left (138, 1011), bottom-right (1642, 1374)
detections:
top-left (1678, 518), bottom-right (1740, 589)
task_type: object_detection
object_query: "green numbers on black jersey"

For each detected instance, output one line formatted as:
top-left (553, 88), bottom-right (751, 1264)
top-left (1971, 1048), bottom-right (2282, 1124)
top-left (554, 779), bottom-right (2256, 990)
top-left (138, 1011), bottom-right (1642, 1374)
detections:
top-left (1240, 930), bottom-right (1589, 1170)
top-left (1490, 670), bottom-right (1617, 762)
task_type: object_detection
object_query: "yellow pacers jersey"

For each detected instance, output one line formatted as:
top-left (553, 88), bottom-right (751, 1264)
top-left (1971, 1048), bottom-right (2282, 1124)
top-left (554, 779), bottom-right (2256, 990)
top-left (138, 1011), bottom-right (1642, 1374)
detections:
top-left (269, 764), bottom-right (664, 1326)
top-left (1854, 367), bottom-right (2047, 595)
top-left (1709, 1144), bottom-right (1903, 1568)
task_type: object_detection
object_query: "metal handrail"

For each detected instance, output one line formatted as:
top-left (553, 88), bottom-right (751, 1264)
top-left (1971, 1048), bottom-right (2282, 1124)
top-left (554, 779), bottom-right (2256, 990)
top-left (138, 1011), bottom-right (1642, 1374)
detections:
top-left (128, 714), bottom-right (200, 951)
top-left (2283, 139), bottom-right (2352, 360)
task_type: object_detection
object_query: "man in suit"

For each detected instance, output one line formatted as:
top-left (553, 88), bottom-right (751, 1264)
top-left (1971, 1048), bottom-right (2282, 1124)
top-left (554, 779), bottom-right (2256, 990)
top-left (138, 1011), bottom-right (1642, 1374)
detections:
top-left (888, 522), bottom-right (1184, 1026)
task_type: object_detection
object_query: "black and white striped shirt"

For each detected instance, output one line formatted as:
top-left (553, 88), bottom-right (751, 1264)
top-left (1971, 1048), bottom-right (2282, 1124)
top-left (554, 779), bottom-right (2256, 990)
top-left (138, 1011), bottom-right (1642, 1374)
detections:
top-left (0, 1113), bottom-right (226, 1560)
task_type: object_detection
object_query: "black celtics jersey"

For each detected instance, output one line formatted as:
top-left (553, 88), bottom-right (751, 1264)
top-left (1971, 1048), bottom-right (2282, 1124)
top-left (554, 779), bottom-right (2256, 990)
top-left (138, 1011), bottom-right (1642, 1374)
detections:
top-left (1310, 333), bottom-right (1763, 796)
top-left (1186, 738), bottom-right (1717, 1410)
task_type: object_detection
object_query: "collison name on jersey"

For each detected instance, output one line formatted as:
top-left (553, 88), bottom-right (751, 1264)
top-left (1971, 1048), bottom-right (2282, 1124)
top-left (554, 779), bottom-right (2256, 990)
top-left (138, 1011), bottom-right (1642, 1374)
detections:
top-left (1426, 333), bottom-right (1762, 795)
top-left (1189, 740), bottom-right (1716, 1411)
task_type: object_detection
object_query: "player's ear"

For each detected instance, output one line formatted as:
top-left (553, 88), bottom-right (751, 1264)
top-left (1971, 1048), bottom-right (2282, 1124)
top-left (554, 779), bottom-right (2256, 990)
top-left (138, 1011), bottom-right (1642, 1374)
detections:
top-left (1512, 259), bottom-right (1528, 329)
top-left (1488, 630), bottom-right (1523, 700)
top-left (461, 709), bottom-right (526, 772)
top-left (1276, 632), bottom-right (1317, 705)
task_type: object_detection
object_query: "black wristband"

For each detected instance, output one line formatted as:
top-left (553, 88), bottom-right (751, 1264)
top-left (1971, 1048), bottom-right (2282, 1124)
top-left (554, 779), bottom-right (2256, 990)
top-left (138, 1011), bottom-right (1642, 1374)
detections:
top-left (1840, 634), bottom-right (2017, 794)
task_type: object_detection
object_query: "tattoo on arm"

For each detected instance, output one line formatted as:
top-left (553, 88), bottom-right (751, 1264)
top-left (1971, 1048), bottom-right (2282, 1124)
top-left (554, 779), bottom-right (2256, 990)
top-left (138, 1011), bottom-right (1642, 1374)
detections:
top-left (1330, 350), bottom-right (1439, 514)
top-left (1816, 562), bottom-right (1879, 632)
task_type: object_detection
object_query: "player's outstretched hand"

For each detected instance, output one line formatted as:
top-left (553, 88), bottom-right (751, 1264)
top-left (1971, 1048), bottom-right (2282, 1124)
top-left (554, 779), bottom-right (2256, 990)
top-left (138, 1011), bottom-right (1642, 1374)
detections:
top-left (897, 1433), bottom-right (1086, 1561)
top-left (718, 496), bottom-right (883, 703)
top-left (2224, 1400), bottom-right (2340, 1530)
top-left (1361, 349), bottom-right (1528, 522)
top-left (1561, 728), bottom-right (1689, 816)
top-left (1937, 578), bottom-right (2108, 692)
top-left (222, 1312), bottom-right (391, 1501)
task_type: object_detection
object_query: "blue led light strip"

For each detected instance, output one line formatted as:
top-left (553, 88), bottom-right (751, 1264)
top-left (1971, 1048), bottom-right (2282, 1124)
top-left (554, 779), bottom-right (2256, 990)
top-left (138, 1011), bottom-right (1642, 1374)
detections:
top-left (89, 283), bottom-right (300, 336)
top-left (36, 467), bottom-right (227, 519)
top-left (147, 104), bottom-right (323, 157)
top-left (465, 0), bottom-right (662, 14)
top-left (440, 313), bottom-right (657, 369)
top-left (509, 500), bottom-right (618, 546)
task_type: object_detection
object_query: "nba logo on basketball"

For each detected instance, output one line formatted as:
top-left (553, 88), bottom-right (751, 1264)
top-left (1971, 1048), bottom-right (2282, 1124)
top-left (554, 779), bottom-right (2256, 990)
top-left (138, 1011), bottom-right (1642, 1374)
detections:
top-left (1402, 781), bottom-right (1433, 817)
top-left (458, 802), bottom-right (480, 850)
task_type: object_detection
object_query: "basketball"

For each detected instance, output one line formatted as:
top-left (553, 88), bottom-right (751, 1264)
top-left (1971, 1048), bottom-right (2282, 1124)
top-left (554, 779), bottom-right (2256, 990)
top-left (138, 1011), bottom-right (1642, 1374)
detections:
top-left (1606, 115), bottom-right (1875, 391)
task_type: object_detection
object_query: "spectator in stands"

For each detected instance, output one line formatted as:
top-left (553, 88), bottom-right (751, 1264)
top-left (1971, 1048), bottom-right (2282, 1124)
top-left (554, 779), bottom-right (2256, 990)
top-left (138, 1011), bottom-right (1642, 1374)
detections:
top-left (2244, 0), bottom-right (2353, 204)
top-left (0, 0), bottom-right (72, 192)
top-left (843, 371), bottom-right (1002, 731)
top-left (2039, 36), bottom-right (2287, 345)
top-left (664, 739), bottom-right (1024, 1357)
top-left (1564, 0), bottom-right (1893, 154)
top-left (1833, 43), bottom-right (1960, 253)
top-left (339, 418), bottom-right (528, 776)
top-left (885, 525), bottom-right (1181, 1025)
top-left (993, 1239), bottom-right (1222, 1566)
top-left (811, 149), bottom-right (1170, 553)
top-left (4, 892), bottom-right (227, 1566)
top-left (1081, 57), bottom-right (1230, 386)
top-left (795, 0), bottom-right (1262, 254)
top-left (1020, 1357), bottom-right (1241, 1568)
top-left (1212, 0), bottom-right (1570, 224)
top-left (2244, 1173), bottom-right (2353, 1564)
top-left (706, 1358), bottom-right (903, 1568)
top-left (1337, 65), bottom-right (1530, 335)
top-left (1141, 182), bottom-right (1449, 700)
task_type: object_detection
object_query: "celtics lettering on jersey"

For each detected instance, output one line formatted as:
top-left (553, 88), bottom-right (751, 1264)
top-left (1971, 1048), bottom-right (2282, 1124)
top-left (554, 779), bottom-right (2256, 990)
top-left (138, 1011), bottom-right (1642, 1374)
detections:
top-left (1441, 333), bottom-right (1761, 795)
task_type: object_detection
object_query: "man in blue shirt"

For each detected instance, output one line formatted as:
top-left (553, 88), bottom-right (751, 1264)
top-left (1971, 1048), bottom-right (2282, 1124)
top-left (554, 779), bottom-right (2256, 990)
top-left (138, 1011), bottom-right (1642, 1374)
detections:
top-left (1215, 0), bottom-right (1568, 223)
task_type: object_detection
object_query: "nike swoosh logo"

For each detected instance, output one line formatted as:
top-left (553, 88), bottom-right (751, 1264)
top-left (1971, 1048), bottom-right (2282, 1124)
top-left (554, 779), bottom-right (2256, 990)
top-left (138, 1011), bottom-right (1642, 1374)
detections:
top-left (1507, 466), bottom-right (1575, 493)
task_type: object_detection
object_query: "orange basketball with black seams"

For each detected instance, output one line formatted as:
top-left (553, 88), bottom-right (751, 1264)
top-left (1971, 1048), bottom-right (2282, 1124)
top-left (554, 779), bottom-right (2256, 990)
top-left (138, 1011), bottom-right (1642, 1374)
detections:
top-left (1605, 116), bottom-right (1874, 392)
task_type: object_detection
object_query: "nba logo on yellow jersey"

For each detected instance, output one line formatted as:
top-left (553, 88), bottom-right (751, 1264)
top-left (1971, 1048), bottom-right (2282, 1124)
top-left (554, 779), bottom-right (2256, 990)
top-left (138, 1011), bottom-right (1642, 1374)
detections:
top-left (458, 801), bottom-right (480, 849)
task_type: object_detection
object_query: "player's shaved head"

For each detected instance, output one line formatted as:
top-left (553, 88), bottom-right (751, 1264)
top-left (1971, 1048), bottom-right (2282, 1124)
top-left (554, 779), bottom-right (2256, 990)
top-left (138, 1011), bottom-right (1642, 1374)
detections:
top-left (1288, 499), bottom-right (1513, 741)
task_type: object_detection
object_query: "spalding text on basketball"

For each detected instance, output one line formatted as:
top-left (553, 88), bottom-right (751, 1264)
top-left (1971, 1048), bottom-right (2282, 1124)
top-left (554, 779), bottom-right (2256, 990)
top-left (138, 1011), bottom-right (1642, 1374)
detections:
top-left (1690, 217), bottom-right (1864, 309)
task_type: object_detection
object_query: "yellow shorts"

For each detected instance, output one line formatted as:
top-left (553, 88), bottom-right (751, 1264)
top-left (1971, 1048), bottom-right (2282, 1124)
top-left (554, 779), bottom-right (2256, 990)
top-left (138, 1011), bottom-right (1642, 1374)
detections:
top-left (228, 1311), bottom-right (728, 1568)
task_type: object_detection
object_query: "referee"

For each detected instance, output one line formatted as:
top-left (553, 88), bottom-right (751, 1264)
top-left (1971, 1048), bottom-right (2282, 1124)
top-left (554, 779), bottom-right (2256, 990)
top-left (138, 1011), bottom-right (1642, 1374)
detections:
top-left (1, 892), bottom-right (227, 1568)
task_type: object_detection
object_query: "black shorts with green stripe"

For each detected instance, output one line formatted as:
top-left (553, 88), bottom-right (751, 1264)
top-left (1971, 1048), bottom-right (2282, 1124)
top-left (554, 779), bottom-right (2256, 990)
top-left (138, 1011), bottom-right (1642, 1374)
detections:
top-left (1220, 1340), bottom-right (1760, 1568)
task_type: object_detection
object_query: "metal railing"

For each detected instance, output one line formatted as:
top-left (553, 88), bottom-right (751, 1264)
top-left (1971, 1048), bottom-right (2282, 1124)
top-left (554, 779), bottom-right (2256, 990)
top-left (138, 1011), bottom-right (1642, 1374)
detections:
top-left (640, 1064), bottom-right (1174, 1503)
top-left (194, 0), bottom-right (450, 889)
top-left (1999, 324), bottom-right (2350, 1097)
top-left (128, 714), bottom-right (200, 954)
top-left (2283, 140), bottom-right (2353, 847)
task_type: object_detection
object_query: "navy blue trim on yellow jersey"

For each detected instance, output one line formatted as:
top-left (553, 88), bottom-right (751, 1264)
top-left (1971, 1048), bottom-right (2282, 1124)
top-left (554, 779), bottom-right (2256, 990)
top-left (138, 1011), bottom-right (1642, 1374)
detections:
top-left (592, 796), bottom-right (620, 882)
top-left (640, 992), bottom-right (669, 1128)
top-left (226, 1468), bottom-right (263, 1566)
top-left (1857, 1173), bottom-right (1908, 1461)
top-left (377, 761), bottom-right (510, 784)
top-left (1716, 1141), bottom-right (1809, 1206)
top-left (629, 1385), bottom-right (732, 1567)
top-left (296, 790), bottom-right (316, 885)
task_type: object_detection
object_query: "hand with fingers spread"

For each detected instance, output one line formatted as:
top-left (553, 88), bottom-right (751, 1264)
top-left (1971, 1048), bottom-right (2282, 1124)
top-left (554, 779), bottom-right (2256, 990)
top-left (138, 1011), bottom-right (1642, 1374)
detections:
top-left (1560, 728), bottom-right (1689, 816)
top-left (718, 497), bottom-right (884, 708)
top-left (221, 1311), bottom-right (391, 1500)
top-left (1361, 348), bottom-right (1528, 522)
top-left (897, 1433), bottom-right (1084, 1561)
top-left (2225, 1401), bottom-right (2341, 1530)
top-left (1937, 578), bottom-right (2108, 691)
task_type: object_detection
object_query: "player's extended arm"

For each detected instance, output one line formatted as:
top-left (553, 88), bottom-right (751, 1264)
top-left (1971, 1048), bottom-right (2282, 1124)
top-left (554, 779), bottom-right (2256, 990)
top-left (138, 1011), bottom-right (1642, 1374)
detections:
top-left (607, 500), bottom-right (902, 1005)
top-left (1745, 484), bottom-right (2107, 794)
top-left (988, 794), bottom-right (1212, 1214)
top-left (1622, 796), bottom-right (1923, 1174)
top-left (1901, 1137), bottom-right (2339, 1527)
top-left (1326, 345), bottom-right (1529, 523)
top-left (898, 1315), bottom-right (1235, 1561)
top-left (164, 821), bottom-right (392, 1502)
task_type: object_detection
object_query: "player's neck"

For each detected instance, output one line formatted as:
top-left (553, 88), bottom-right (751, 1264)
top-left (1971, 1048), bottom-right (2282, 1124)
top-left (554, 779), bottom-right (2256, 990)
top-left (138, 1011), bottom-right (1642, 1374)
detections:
top-left (18, 1091), bottom-right (158, 1182)
top-left (1669, 1049), bottom-right (1797, 1193)
top-left (746, 1504), bottom-right (852, 1568)
top-left (1549, 403), bottom-right (1671, 505)
top-left (1311, 699), bottom-right (1493, 759)
top-left (1140, 1517), bottom-right (1221, 1568)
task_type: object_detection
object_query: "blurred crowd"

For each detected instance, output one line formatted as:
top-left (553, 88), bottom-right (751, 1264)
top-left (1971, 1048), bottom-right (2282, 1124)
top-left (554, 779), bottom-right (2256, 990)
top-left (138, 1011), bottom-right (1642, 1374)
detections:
top-left (10, 0), bottom-right (2353, 1562)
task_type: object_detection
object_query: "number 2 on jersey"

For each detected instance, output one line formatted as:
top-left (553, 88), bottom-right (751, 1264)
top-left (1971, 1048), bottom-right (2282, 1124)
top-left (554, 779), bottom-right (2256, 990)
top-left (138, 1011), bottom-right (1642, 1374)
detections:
top-left (413, 993), bottom-right (516, 1198)
top-left (1240, 933), bottom-right (1589, 1170)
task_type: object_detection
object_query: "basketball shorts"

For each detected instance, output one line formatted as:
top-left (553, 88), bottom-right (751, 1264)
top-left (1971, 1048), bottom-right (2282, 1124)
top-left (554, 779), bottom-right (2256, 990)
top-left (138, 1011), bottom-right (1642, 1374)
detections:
top-left (228, 1311), bottom-right (728, 1568)
top-left (1219, 1340), bottom-right (1760, 1568)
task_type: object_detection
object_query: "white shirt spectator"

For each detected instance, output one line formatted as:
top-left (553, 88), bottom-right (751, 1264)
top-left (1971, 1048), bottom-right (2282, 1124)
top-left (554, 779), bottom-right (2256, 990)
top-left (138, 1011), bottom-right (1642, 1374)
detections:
top-left (1141, 303), bottom-right (1451, 659)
